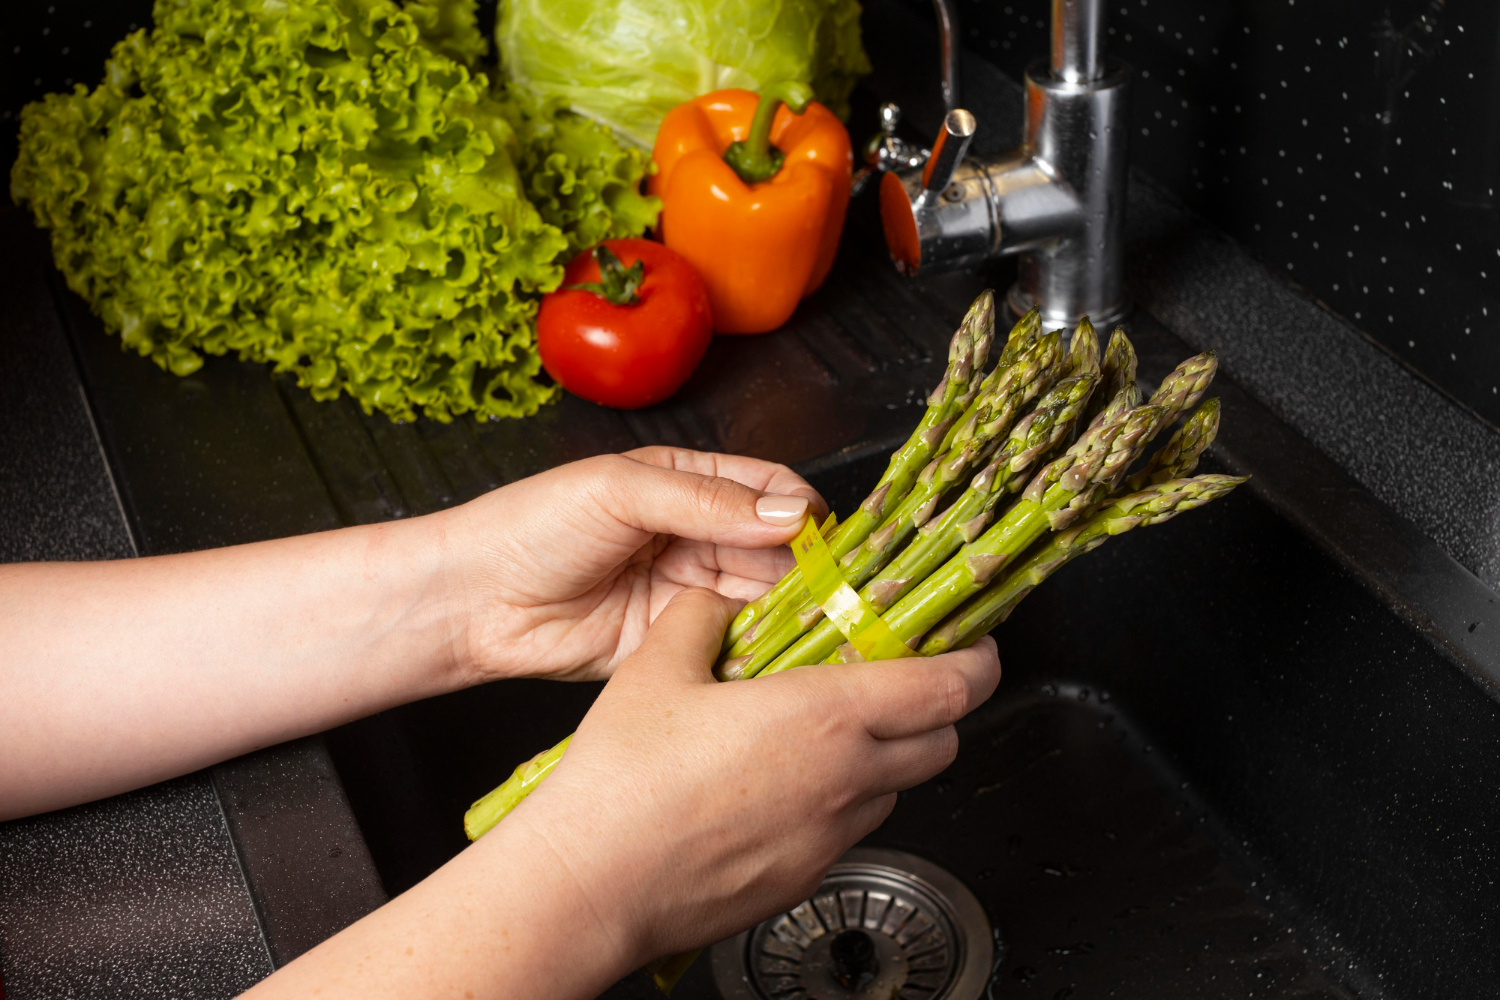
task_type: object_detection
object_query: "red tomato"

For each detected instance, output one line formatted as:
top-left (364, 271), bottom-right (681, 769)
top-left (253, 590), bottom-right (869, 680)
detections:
top-left (537, 239), bottom-right (713, 409)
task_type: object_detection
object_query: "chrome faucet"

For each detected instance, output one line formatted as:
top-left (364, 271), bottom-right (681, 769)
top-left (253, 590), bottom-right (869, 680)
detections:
top-left (875, 0), bottom-right (1131, 328)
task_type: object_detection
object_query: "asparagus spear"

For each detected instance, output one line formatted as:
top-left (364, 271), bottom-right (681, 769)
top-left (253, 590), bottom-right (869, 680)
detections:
top-left (1124, 397), bottom-right (1220, 493)
top-left (829, 395), bottom-right (1167, 662)
top-left (760, 371), bottom-right (1100, 675)
top-left (1085, 327), bottom-right (1138, 425)
top-left (846, 328), bottom-right (1067, 572)
top-left (465, 736), bottom-right (571, 841)
top-left (468, 295), bottom-right (999, 836)
top-left (1048, 350), bottom-right (1215, 522)
top-left (1065, 317), bottom-right (1100, 378)
top-left (824, 350), bottom-right (1221, 662)
top-left (939, 305), bottom-right (1042, 455)
top-left (721, 292), bottom-right (995, 650)
top-left (1040, 349), bottom-right (1219, 528)
top-left (719, 329), bottom-right (1066, 679)
top-left (1146, 350), bottom-right (1217, 416)
top-left (919, 474), bottom-right (1249, 654)
top-left (918, 395), bottom-right (1229, 660)
top-left (466, 351), bottom-right (1224, 837)
top-left (1085, 337), bottom-right (1144, 431)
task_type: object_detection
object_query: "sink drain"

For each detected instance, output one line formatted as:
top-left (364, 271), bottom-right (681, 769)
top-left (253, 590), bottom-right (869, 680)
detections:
top-left (712, 848), bottom-right (993, 1000)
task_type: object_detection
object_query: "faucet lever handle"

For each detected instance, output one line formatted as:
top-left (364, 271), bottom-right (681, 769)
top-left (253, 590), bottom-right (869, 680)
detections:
top-left (921, 108), bottom-right (977, 194)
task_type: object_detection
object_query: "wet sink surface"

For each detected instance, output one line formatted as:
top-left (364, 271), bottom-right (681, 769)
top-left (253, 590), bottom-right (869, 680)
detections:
top-left (867, 693), bottom-right (1345, 1000)
top-left (325, 418), bottom-right (1500, 999)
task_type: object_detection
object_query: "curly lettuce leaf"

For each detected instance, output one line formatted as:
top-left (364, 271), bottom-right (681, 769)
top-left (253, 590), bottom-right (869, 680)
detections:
top-left (498, 0), bottom-right (873, 149)
top-left (500, 90), bottom-right (661, 256)
top-left (11, 0), bottom-right (656, 422)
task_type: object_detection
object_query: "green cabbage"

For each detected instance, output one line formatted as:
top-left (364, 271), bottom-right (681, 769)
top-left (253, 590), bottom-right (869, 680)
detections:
top-left (10, 0), bottom-right (658, 422)
top-left (498, 0), bottom-right (872, 149)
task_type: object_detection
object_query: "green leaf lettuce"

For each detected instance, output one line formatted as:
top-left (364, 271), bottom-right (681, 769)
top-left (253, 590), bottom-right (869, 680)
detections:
top-left (11, 0), bottom-right (658, 422)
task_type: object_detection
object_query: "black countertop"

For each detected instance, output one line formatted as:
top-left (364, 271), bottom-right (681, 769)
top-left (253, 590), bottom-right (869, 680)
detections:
top-left (0, 215), bottom-right (272, 997)
top-left (2, 4), bottom-right (1498, 996)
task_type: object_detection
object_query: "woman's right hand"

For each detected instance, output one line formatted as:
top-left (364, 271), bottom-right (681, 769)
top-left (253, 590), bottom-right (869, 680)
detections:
top-left (243, 588), bottom-right (1001, 1000)
top-left (512, 587), bottom-right (1003, 971)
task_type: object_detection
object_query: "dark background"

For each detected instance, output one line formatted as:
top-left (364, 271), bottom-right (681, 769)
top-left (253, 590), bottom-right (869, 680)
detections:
top-left (950, 0), bottom-right (1500, 429)
top-left (3, 0), bottom-right (1497, 427)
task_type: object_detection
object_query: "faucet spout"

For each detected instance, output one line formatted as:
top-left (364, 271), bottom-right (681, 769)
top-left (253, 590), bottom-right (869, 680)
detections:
top-left (932, 0), bottom-right (962, 112)
top-left (1051, 0), bottom-right (1105, 84)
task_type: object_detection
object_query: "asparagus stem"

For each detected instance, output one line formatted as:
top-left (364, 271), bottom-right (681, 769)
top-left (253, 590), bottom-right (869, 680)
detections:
top-left (919, 474), bottom-right (1249, 654)
top-left (831, 398), bottom-right (1169, 660)
top-left (719, 329), bottom-right (1066, 679)
top-left (464, 735), bottom-right (571, 841)
top-left (1085, 327), bottom-right (1138, 425)
top-left (1123, 397), bottom-right (1220, 493)
top-left (721, 292), bottom-right (995, 651)
top-left (761, 372), bottom-right (1099, 675)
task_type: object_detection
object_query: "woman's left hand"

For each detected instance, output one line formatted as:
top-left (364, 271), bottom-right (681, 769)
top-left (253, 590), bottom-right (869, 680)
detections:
top-left (437, 447), bottom-right (826, 683)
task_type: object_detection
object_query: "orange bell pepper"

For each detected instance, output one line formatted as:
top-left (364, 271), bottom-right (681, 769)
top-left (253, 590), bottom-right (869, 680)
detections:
top-left (650, 84), bottom-right (853, 335)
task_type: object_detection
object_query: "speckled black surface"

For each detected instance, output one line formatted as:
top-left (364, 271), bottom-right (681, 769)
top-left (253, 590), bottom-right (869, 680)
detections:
top-left (212, 739), bottom-right (387, 967)
top-left (0, 214), bottom-right (133, 564)
top-left (1125, 179), bottom-right (1500, 592)
top-left (953, 0), bottom-right (1500, 429)
top-left (0, 209), bottom-right (275, 998)
top-left (0, 779), bottom-right (272, 999)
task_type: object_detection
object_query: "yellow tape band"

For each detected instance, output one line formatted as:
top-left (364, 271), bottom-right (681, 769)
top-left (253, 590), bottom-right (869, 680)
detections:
top-left (790, 514), bottom-right (916, 662)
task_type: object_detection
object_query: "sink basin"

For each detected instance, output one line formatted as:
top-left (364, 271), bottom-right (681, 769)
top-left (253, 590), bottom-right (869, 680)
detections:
top-left (320, 309), bottom-right (1500, 1000)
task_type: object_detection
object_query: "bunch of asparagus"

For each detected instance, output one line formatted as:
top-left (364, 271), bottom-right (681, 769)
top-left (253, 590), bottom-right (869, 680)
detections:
top-left (465, 287), bottom-right (1245, 839)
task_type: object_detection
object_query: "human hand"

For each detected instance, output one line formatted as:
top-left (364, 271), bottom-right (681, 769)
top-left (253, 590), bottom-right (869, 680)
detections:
top-left (438, 447), bottom-right (825, 682)
top-left (239, 590), bottom-right (999, 1000)
top-left (506, 589), bottom-right (1004, 968)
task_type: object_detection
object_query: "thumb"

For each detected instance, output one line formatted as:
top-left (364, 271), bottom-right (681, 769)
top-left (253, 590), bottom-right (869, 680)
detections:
top-left (590, 454), bottom-right (819, 549)
top-left (615, 588), bottom-right (739, 686)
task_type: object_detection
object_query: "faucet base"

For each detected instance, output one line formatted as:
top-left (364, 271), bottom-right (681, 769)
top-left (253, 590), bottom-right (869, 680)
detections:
top-left (1007, 281), bottom-right (1132, 332)
top-left (1007, 57), bottom-right (1133, 334)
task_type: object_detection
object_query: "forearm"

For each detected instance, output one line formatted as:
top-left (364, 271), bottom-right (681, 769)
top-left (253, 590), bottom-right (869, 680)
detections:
top-left (240, 809), bottom-right (640, 1000)
top-left (0, 514), bottom-right (470, 819)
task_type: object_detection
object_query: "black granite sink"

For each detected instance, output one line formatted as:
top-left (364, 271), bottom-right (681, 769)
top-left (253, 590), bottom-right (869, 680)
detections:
top-left (317, 303), bottom-right (1500, 1000)
top-left (4, 5), bottom-right (1499, 997)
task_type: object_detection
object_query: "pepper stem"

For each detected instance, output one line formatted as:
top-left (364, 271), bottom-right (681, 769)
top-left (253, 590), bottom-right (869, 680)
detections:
top-left (723, 81), bottom-right (816, 186)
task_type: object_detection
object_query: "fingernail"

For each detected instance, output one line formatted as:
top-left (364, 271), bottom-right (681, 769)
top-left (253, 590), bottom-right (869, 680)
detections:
top-left (755, 494), bottom-right (809, 527)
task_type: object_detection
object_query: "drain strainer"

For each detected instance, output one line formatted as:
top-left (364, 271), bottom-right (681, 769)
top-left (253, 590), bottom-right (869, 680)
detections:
top-left (712, 848), bottom-right (993, 1000)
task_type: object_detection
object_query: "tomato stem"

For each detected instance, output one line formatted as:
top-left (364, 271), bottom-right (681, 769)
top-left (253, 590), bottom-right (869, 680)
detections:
top-left (563, 245), bottom-right (644, 306)
top-left (723, 81), bottom-right (815, 186)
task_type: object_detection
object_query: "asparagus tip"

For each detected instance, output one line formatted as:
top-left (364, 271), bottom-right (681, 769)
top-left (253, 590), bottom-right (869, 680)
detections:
top-left (968, 289), bottom-right (998, 371)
